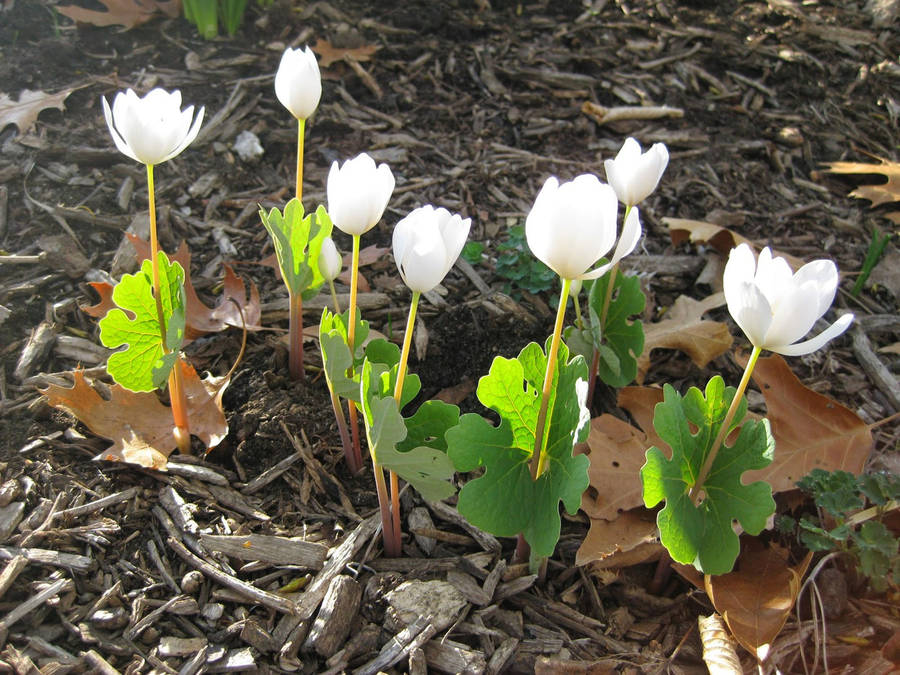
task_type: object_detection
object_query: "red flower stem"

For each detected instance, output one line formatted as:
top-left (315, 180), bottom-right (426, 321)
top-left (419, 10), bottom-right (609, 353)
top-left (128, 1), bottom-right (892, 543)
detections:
top-left (530, 277), bottom-right (572, 480)
top-left (372, 461), bottom-right (399, 557)
top-left (689, 345), bottom-right (763, 505)
top-left (147, 164), bottom-right (190, 453)
top-left (288, 292), bottom-right (304, 381)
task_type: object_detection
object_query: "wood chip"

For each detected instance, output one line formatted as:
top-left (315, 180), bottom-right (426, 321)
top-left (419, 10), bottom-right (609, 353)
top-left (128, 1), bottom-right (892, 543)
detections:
top-left (304, 575), bottom-right (362, 658)
top-left (199, 534), bottom-right (327, 569)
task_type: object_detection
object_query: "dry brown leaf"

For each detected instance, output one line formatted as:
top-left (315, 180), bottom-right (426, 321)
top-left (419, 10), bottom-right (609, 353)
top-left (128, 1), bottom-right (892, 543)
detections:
top-left (665, 218), bottom-right (806, 270)
top-left (745, 354), bottom-right (873, 490)
top-left (822, 157), bottom-right (900, 216)
top-left (705, 544), bottom-right (813, 661)
top-left (57, 0), bottom-right (179, 29)
top-left (637, 292), bottom-right (734, 383)
top-left (0, 88), bottom-right (75, 134)
top-left (40, 361), bottom-right (229, 470)
top-left (576, 509), bottom-right (661, 568)
top-left (581, 412), bottom-right (661, 521)
top-left (311, 39), bottom-right (379, 68)
top-left (82, 281), bottom-right (117, 318)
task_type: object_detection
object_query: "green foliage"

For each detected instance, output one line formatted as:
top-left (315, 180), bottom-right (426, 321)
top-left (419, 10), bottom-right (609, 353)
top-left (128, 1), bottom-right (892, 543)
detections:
top-left (359, 360), bottom-right (457, 502)
top-left (319, 308), bottom-right (420, 406)
top-left (640, 377), bottom-right (775, 575)
top-left (446, 340), bottom-right (590, 563)
top-left (852, 226), bottom-right (892, 297)
top-left (586, 271), bottom-right (645, 387)
top-left (494, 225), bottom-right (556, 297)
top-left (794, 469), bottom-right (900, 590)
top-left (183, 0), bottom-right (250, 38)
top-left (99, 253), bottom-right (186, 393)
top-left (260, 200), bottom-right (332, 301)
top-left (461, 241), bottom-right (485, 265)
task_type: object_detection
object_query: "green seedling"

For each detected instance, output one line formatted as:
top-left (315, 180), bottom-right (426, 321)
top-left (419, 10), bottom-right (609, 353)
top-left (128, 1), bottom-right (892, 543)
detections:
top-left (852, 226), bottom-right (892, 297)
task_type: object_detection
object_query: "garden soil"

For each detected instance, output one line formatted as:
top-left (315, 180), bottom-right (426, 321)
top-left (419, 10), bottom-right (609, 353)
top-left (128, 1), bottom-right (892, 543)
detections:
top-left (0, 0), bottom-right (898, 672)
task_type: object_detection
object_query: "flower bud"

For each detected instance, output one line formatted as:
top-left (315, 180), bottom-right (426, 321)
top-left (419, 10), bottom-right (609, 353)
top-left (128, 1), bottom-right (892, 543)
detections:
top-left (319, 237), bottom-right (342, 282)
top-left (274, 46), bottom-right (322, 121)
top-left (604, 137), bottom-right (668, 206)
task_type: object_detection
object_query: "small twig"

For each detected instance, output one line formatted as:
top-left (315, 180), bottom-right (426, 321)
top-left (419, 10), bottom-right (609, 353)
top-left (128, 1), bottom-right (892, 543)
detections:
top-left (166, 536), bottom-right (300, 615)
top-left (582, 101), bottom-right (684, 126)
top-left (51, 486), bottom-right (140, 523)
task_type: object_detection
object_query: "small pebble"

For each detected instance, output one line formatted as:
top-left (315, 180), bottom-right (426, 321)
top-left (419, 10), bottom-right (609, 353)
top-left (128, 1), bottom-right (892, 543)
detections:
top-left (181, 570), bottom-right (205, 594)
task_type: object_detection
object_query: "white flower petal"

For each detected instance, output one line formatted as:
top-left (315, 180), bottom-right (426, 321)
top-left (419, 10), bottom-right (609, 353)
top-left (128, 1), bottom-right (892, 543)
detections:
top-left (772, 313), bottom-right (854, 356)
top-left (763, 279), bottom-right (823, 348)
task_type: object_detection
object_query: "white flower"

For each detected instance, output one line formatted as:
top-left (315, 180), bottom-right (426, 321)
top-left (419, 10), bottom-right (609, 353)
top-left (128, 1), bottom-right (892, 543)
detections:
top-left (525, 174), bottom-right (641, 281)
top-left (327, 153), bottom-right (395, 236)
top-left (319, 237), bottom-right (342, 282)
top-left (274, 46), bottom-right (322, 121)
top-left (392, 205), bottom-right (471, 293)
top-left (604, 137), bottom-right (669, 206)
top-left (723, 244), bottom-right (854, 356)
top-left (102, 88), bottom-right (204, 166)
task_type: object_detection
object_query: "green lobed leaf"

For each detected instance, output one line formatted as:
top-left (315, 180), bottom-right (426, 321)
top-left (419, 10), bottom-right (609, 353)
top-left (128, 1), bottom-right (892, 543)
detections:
top-left (100, 252), bottom-right (186, 392)
top-left (447, 339), bottom-right (590, 559)
top-left (857, 472), bottom-right (900, 507)
top-left (640, 376), bottom-right (775, 575)
top-left (319, 307), bottom-right (370, 402)
top-left (259, 200), bottom-right (332, 299)
top-left (587, 270), bottom-right (645, 387)
top-left (360, 360), bottom-right (456, 501)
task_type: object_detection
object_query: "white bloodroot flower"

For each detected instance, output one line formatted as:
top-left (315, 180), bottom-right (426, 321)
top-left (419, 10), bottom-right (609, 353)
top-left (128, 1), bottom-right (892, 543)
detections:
top-left (102, 88), bottom-right (204, 166)
top-left (723, 243), bottom-right (854, 356)
top-left (319, 237), bottom-right (342, 282)
top-left (327, 153), bottom-right (396, 236)
top-left (274, 46), bottom-right (322, 121)
top-left (392, 205), bottom-right (471, 294)
top-left (525, 174), bottom-right (641, 281)
top-left (604, 137), bottom-right (669, 207)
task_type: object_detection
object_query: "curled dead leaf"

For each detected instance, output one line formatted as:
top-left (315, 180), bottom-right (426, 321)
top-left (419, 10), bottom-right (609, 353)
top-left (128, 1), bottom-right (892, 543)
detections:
top-left (0, 88), bottom-right (76, 134)
top-left (57, 0), bottom-right (179, 30)
top-left (665, 218), bottom-right (805, 270)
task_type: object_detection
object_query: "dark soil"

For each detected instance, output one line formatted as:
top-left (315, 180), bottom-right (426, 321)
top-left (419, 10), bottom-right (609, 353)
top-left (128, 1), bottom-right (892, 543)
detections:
top-left (1, 0), bottom-right (898, 672)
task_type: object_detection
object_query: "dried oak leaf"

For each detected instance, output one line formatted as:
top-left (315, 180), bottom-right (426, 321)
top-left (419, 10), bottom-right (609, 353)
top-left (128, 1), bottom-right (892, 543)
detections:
top-left (822, 157), bottom-right (900, 209)
top-left (98, 235), bottom-right (262, 338)
top-left (705, 543), bottom-right (813, 661)
top-left (637, 292), bottom-right (733, 383)
top-left (41, 361), bottom-right (229, 470)
top-left (664, 217), bottom-right (805, 270)
top-left (576, 507), bottom-right (662, 568)
top-left (311, 39), bottom-right (379, 68)
top-left (0, 88), bottom-right (75, 134)
top-left (57, 0), bottom-right (179, 29)
top-left (744, 354), bottom-right (873, 490)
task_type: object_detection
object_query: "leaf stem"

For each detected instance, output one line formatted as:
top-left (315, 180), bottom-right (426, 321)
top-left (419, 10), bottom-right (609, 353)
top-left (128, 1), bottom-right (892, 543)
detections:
top-left (288, 292), bottom-right (304, 381)
top-left (327, 383), bottom-right (357, 473)
top-left (573, 290), bottom-right (584, 330)
top-left (147, 163), bottom-right (190, 453)
top-left (586, 347), bottom-right (600, 411)
top-left (530, 277), bottom-right (572, 480)
top-left (328, 279), bottom-right (341, 314)
top-left (372, 461), bottom-right (400, 557)
top-left (295, 117), bottom-right (305, 204)
top-left (690, 346), bottom-right (763, 504)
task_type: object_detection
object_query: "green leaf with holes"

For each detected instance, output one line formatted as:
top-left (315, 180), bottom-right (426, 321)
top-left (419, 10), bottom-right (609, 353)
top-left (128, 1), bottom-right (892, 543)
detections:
top-left (446, 339), bottom-right (590, 561)
top-left (640, 376), bottom-right (775, 575)
top-left (99, 252), bottom-right (186, 392)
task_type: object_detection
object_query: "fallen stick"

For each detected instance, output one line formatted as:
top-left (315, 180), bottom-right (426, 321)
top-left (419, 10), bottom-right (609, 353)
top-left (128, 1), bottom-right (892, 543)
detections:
top-left (166, 536), bottom-right (300, 615)
top-left (581, 101), bottom-right (684, 126)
